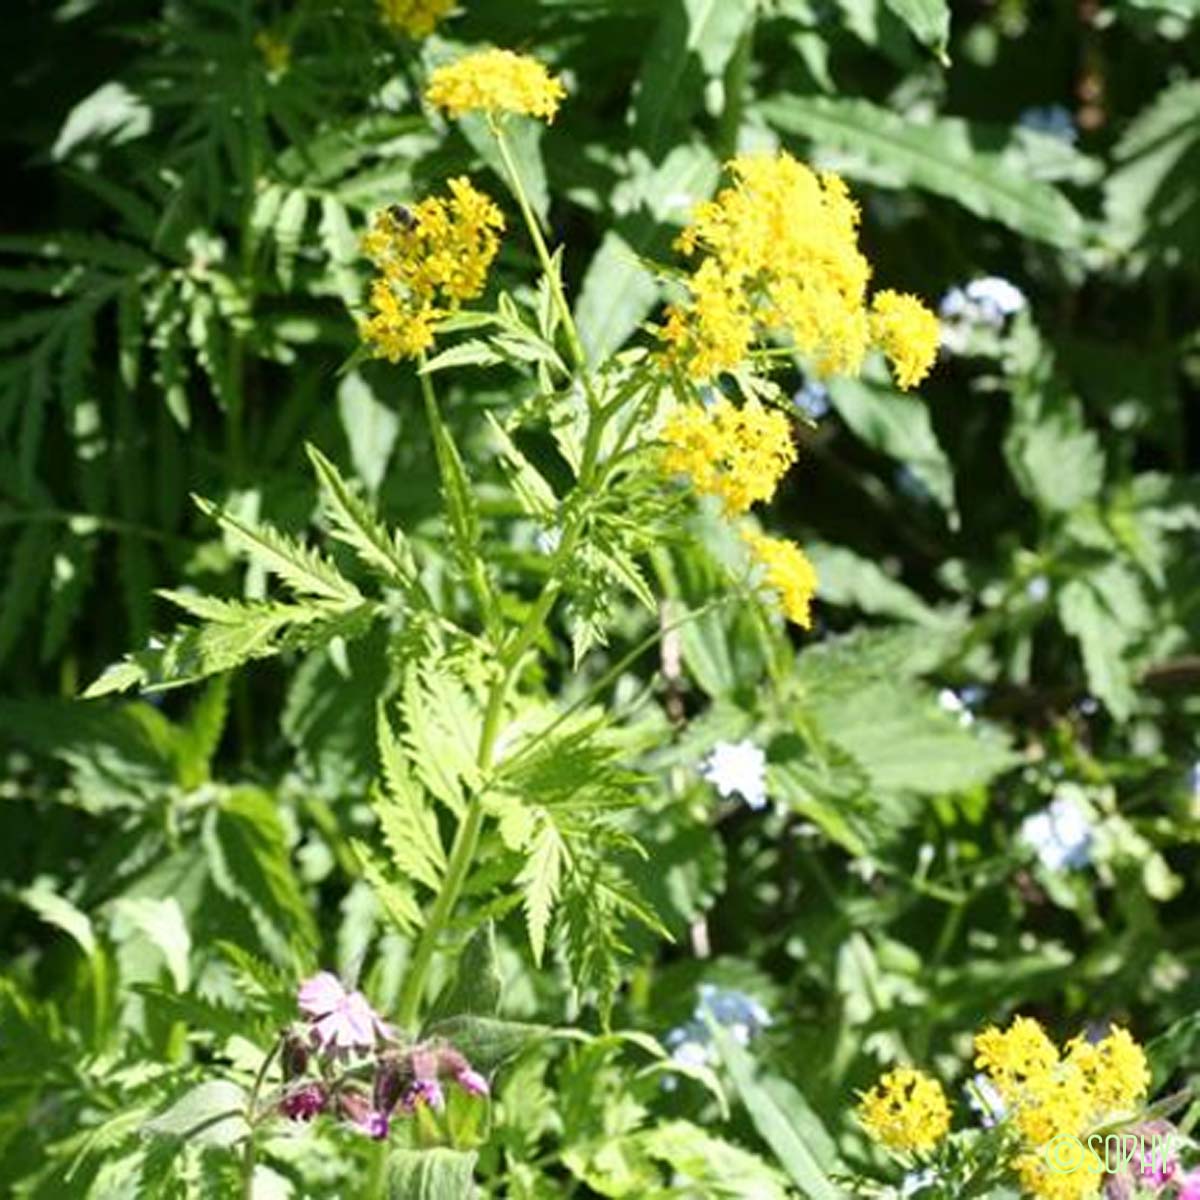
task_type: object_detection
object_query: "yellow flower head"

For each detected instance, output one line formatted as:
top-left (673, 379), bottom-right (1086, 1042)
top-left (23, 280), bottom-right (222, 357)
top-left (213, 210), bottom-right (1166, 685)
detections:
top-left (254, 31), bottom-right (291, 76)
top-left (973, 1017), bottom-right (1151, 1199)
top-left (1015, 1152), bottom-right (1102, 1200)
top-left (426, 49), bottom-right (566, 122)
top-left (660, 152), bottom-right (938, 391)
top-left (870, 290), bottom-right (940, 390)
top-left (358, 177), bottom-right (504, 362)
top-left (378, 0), bottom-right (455, 38)
top-left (1065, 1027), bottom-right (1150, 1115)
top-left (660, 397), bottom-right (795, 515)
top-left (857, 1067), bottom-right (951, 1154)
top-left (974, 1016), bottom-right (1060, 1098)
top-left (743, 530), bottom-right (818, 628)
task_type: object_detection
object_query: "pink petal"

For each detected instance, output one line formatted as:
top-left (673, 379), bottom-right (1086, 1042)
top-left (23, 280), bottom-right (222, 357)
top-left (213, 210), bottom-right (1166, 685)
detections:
top-left (340, 992), bottom-right (380, 1046)
top-left (456, 1068), bottom-right (489, 1097)
top-left (298, 971), bottom-right (346, 1016)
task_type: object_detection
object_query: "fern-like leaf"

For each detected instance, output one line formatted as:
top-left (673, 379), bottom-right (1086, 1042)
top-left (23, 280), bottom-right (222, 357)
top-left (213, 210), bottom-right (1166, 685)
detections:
top-left (193, 496), bottom-right (361, 604)
top-left (306, 444), bottom-right (416, 587)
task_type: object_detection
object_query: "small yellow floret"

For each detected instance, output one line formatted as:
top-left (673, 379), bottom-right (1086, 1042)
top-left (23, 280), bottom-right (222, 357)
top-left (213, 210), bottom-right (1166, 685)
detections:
top-left (857, 1067), bottom-right (951, 1154)
top-left (869, 290), bottom-right (940, 390)
top-left (1065, 1027), bottom-right (1149, 1114)
top-left (660, 398), bottom-right (795, 515)
top-left (974, 1016), bottom-right (1059, 1097)
top-left (743, 531), bottom-right (818, 628)
top-left (426, 49), bottom-right (566, 122)
top-left (378, 0), bottom-right (455, 37)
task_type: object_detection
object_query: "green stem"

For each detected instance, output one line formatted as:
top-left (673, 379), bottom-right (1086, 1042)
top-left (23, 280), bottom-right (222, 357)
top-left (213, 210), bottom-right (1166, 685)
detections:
top-left (491, 121), bottom-right (597, 398)
top-left (417, 360), bottom-right (498, 637)
top-left (241, 1035), bottom-right (282, 1200)
top-left (395, 389), bottom-right (609, 1031)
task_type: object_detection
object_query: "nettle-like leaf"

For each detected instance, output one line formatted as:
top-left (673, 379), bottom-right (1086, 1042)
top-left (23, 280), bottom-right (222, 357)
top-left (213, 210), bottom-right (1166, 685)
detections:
top-left (387, 1148), bottom-right (478, 1200)
top-left (202, 787), bottom-right (317, 965)
top-left (401, 665), bottom-right (482, 819)
top-left (517, 811), bottom-right (567, 968)
top-left (375, 705), bottom-right (447, 892)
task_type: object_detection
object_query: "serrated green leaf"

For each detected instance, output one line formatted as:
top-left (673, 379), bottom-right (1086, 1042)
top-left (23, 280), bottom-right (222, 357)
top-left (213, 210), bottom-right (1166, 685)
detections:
top-left (882, 0), bottom-right (950, 59)
top-left (203, 787), bottom-right (317, 963)
top-left (375, 707), bottom-right (446, 891)
top-left (307, 443), bottom-right (416, 586)
top-left (112, 897), bottom-right (191, 991)
top-left (142, 1081), bottom-right (248, 1149)
top-left (425, 922), bottom-right (503, 1023)
top-left (518, 814), bottom-right (566, 966)
top-left (274, 188), bottom-right (308, 290)
top-left (353, 839), bottom-right (423, 935)
top-left (387, 1149), bottom-right (477, 1200)
top-left (828, 374), bottom-right (958, 525)
top-left (195, 496), bottom-right (361, 604)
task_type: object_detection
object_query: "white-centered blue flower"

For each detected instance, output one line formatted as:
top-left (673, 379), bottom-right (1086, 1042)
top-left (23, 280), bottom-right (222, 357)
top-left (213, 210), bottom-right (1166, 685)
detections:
top-left (701, 739), bottom-right (768, 810)
top-left (939, 276), bottom-right (1027, 352)
top-left (1019, 793), bottom-right (1093, 871)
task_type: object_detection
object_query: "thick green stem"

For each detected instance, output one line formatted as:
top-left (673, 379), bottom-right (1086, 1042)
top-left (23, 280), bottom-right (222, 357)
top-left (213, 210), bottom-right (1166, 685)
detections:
top-left (395, 397), bottom-right (608, 1030)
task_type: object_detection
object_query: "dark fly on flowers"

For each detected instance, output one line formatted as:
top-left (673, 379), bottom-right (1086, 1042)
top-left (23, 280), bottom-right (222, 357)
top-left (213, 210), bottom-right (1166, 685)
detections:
top-left (387, 204), bottom-right (419, 232)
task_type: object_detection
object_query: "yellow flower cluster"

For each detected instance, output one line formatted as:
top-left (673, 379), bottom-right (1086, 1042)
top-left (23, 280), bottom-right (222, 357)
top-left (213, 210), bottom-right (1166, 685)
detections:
top-left (974, 1017), bottom-right (1150, 1200)
top-left (857, 1067), bottom-right (951, 1154)
top-left (358, 178), bottom-right (504, 362)
top-left (743, 530), bottom-right (818, 628)
top-left (660, 397), bottom-right (795, 516)
top-left (426, 49), bottom-right (566, 123)
top-left (660, 152), bottom-right (939, 390)
top-left (378, 0), bottom-right (454, 37)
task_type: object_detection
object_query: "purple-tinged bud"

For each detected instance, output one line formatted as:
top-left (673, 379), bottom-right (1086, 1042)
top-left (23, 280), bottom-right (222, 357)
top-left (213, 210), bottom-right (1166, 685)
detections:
top-left (281, 1031), bottom-right (310, 1080)
top-left (279, 1081), bottom-right (326, 1122)
top-left (373, 1054), bottom-right (410, 1116)
top-left (455, 1068), bottom-right (489, 1097)
top-left (337, 1088), bottom-right (391, 1139)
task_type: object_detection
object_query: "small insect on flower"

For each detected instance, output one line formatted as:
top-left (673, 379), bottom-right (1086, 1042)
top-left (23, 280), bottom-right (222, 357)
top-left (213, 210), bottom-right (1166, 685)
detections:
top-left (858, 1067), bottom-right (952, 1154)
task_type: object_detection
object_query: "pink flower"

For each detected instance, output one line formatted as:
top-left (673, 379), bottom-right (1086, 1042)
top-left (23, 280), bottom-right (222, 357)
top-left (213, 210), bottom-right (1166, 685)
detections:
top-left (336, 1089), bottom-right (391, 1139)
top-left (297, 971), bottom-right (391, 1053)
top-left (402, 1077), bottom-right (445, 1112)
top-left (1179, 1171), bottom-right (1200, 1200)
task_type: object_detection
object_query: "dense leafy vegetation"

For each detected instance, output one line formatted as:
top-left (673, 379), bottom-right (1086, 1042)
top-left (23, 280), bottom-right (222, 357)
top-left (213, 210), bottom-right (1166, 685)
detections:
top-left (2, 1), bottom-right (1199, 1197)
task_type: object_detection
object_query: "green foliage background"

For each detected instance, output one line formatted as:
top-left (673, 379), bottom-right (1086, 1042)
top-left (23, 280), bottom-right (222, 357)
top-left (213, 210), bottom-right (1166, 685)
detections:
top-left (1, 0), bottom-right (1198, 1196)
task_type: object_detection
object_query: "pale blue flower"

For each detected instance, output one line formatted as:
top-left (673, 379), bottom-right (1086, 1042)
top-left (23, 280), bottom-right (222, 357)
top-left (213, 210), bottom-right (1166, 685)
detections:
top-left (1019, 105), bottom-right (1078, 145)
top-left (793, 378), bottom-right (831, 421)
top-left (697, 984), bottom-right (772, 1043)
top-left (664, 986), bottom-right (772, 1077)
top-left (1019, 794), bottom-right (1092, 870)
top-left (939, 276), bottom-right (1026, 351)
